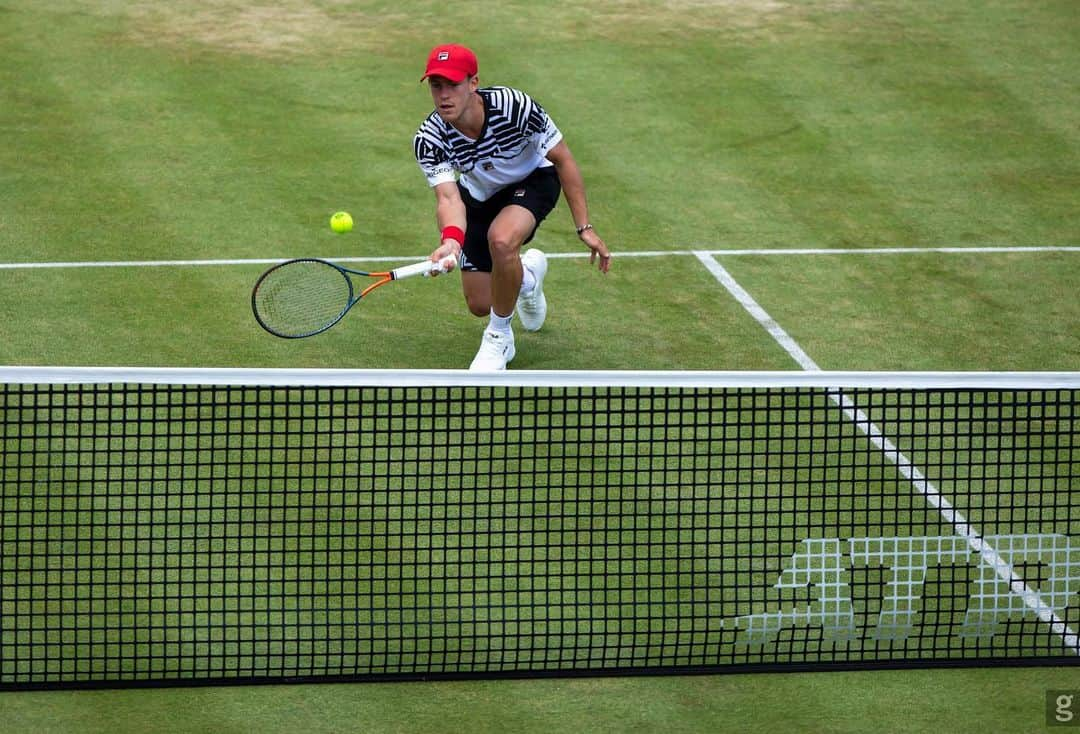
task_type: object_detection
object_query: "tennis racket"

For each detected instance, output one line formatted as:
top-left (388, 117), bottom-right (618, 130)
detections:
top-left (251, 257), bottom-right (451, 338)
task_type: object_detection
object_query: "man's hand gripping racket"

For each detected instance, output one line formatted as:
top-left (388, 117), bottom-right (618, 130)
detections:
top-left (251, 255), bottom-right (456, 339)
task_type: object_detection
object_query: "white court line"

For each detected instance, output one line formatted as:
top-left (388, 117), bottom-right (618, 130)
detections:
top-left (1, 245), bottom-right (1078, 269)
top-left (693, 250), bottom-right (1080, 655)
top-left (691, 245), bottom-right (1080, 256)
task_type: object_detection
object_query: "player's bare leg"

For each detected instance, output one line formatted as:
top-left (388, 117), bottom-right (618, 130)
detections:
top-left (488, 205), bottom-right (535, 317)
top-left (467, 205), bottom-right (537, 370)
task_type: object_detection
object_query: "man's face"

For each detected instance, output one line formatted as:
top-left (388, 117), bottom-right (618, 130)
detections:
top-left (428, 75), bottom-right (477, 124)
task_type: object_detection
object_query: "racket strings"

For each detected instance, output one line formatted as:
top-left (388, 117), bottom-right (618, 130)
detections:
top-left (253, 260), bottom-right (353, 337)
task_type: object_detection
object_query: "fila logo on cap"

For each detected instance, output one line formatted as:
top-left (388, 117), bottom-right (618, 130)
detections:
top-left (421, 44), bottom-right (478, 82)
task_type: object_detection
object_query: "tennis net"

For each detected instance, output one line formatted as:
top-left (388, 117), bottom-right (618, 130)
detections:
top-left (1, 367), bottom-right (1078, 689)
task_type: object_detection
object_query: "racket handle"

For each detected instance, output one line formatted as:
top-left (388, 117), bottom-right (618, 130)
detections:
top-left (391, 260), bottom-right (440, 280)
top-left (391, 258), bottom-right (455, 280)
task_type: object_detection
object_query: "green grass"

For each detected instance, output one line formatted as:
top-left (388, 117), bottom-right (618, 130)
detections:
top-left (1, 0), bottom-right (1079, 731)
top-left (4, 667), bottom-right (1078, 734)
top-left (0, 256), bottom-right (797, 369)
top-left (721, 251), bottom-right (1080, 370)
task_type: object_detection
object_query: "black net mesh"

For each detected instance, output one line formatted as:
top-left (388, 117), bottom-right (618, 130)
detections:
top-left (1, 381), bottom-right (1077, 688)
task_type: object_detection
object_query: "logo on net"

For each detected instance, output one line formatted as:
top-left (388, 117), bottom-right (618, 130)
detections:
top-left (732, 533), bottom-right (1079, 645)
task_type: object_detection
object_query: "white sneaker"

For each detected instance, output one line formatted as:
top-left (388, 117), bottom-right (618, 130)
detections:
top-left (515, 249), bottom-right (548, 332)
top-left (468, 327), bottom-right (516, 370)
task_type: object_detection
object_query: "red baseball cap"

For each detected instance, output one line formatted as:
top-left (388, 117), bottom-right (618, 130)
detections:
top-left (421, 44), bottom-right (478, 83)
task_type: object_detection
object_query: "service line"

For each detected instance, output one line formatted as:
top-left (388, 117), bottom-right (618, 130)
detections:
top-left (1, 246), bottom-right (1078, 270)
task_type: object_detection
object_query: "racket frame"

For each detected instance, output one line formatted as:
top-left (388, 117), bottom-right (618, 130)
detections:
top-left (251, 258), bottom-right (444, 339)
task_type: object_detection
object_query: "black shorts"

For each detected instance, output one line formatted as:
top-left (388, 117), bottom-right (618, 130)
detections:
top-left (457, 166), bottom-right (561, 273)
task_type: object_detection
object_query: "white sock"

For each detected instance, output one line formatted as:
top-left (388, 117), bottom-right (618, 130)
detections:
top-left (488, 309), bottom-right (513, 334)
top-left (519, 262), bottom-right (537, 297)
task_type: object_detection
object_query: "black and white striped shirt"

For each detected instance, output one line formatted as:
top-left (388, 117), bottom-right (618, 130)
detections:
top-left (413, 86), bottom-right (563, 202)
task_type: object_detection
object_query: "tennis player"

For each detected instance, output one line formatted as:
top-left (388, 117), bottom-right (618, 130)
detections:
top-left (414, 44), bottom-right (611, 370)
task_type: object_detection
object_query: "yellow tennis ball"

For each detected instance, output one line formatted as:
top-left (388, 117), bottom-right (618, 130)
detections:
top-left (330, 211), bottom-right (353, 233)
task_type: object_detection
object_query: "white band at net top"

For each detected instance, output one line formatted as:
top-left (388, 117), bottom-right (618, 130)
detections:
top-left (0, 366), bottom-right (1078, 389)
